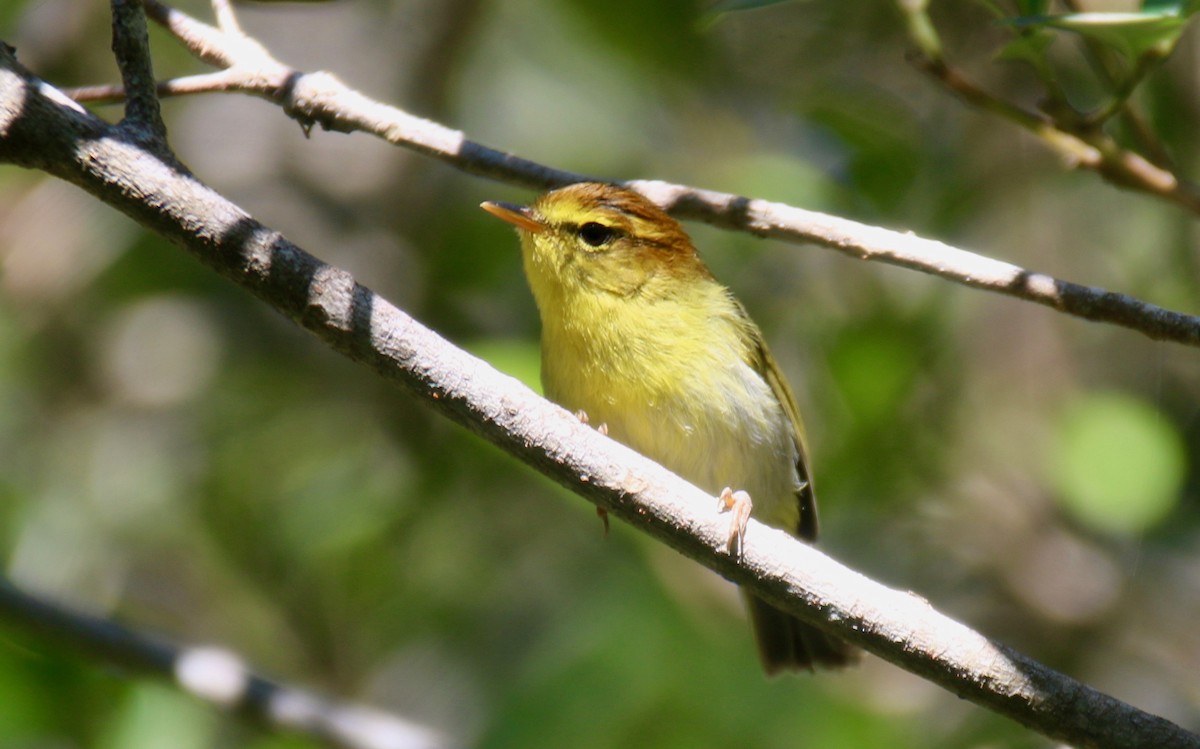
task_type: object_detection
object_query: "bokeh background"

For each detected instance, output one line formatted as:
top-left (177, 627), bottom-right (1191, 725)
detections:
top-left (2, 0), bottom-right (1199, 747)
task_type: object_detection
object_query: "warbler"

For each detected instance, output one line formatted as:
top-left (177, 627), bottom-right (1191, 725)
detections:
top-left (482, 183), bottom-right (855, 673)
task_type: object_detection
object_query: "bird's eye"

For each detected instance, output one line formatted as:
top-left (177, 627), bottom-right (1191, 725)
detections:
top-left (578, 222), bottom-right (617, 247)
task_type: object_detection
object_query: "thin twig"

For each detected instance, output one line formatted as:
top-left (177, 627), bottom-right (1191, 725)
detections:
top-left (0, 579), bottom-right (451, 749)
top-left (904, 31), bottom-right (1190, 204)
top-left (1060, 0), bottom-right (1175, 166)
top-left (630, 178), bottom-right (1200, 346)
top-left (72, 70), bottom-right (249, 102)
top-left (909, 55), bottom-right (1200, 212)
top-left (1, 49), bottom-right (1197, 749)
top-left (61, 0), bottom-right (1200, 348)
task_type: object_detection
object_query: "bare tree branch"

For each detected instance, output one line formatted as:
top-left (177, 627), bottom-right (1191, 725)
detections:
top-left (3, 45), bottom-right (1197, 749)
top-left (61, 0), bottom-right (1200, 348)
top-left (109, 0), bottom-right (169, 153)
top-left (209, 0), bottom-right (242, 36)
top-left (71, 69), bottom-right (247, 101)
top-left (0, 579), bottom-right (451, 749)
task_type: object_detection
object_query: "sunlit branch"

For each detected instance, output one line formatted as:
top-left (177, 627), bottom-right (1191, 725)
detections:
top-left (60, 0), bottom-right (1200, 348)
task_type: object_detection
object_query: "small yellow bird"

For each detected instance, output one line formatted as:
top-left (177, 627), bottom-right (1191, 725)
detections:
top-left (482, 183), bottom-right (855, 673)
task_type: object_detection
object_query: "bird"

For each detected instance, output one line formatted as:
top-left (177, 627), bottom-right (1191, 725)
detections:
top-left (482, 182), bottom-right (855, 673)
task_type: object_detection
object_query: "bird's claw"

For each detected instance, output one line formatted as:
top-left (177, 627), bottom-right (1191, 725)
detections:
top-left (575, 410), bottom-right (609, 436)
top-left (718, 487), bottom-right (752, 556)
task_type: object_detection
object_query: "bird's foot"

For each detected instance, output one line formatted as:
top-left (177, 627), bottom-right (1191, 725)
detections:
top-left (595, 507), bottom-right (610, 536)
top-left (574, 410), bottom-right (609, 436)
top-left (717, 487), bottom-right (752, 556)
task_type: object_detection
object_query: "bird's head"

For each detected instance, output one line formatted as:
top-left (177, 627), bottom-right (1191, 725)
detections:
top-left (482, 182), bottom-right (708, 304)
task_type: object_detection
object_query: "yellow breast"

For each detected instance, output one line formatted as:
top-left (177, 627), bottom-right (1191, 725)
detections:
top-left (538, 283), bottom-right (800, 531)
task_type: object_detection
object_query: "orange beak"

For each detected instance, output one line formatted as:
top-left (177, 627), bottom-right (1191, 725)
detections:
top-left (481, 201), bottom-right (545, 234)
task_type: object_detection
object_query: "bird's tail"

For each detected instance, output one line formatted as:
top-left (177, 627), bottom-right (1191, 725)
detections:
top-left (744, 593), bottom-right (859, 674)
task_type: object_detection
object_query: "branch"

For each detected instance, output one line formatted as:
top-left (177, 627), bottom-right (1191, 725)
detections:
top-left (109, 0), bottom-right (169, 153)
top-left (71, 69), bottom-right (247, 101)
top-left (0, 579), bottom-right (451, 749)
top-left (897, 2), bottom-right (1200, 215)
top-left (1059, 0), bottom-right (1176, 167)
top-left (3, 46), bottom-right (1197, 749)
top-left (62, 0), bottom-right (1200, 349)
top-left (908, 55), bottom-right (1200, 214)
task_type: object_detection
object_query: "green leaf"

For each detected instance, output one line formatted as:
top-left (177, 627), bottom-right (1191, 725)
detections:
top-left (1140, 0), bottom-right (1195, 14)
top-left (1051, 393), bottom-right (1186, 535)
top-left (1055, 13), bottom-right (1188, 59)
top-left (1012, 11), bottom-right (1191, 61)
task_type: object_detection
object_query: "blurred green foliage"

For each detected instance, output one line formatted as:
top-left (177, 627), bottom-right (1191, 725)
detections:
top-left (1, 0), bottom-right (1199, 748)
top-left (1052, 392), bottom-right (1186, 533)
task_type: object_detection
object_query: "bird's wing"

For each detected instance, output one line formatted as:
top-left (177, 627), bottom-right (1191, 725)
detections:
top-left (733, 298), bottom-right (820, 541)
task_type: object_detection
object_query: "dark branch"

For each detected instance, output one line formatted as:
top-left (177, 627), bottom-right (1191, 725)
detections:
top-left (109, 0), bottom-right (169, 152)
top-left (0, 579), bottom-right (451, 749)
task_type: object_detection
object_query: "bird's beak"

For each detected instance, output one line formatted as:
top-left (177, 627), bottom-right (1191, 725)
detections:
top-left (480, 201), bottom-right (545, 234)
